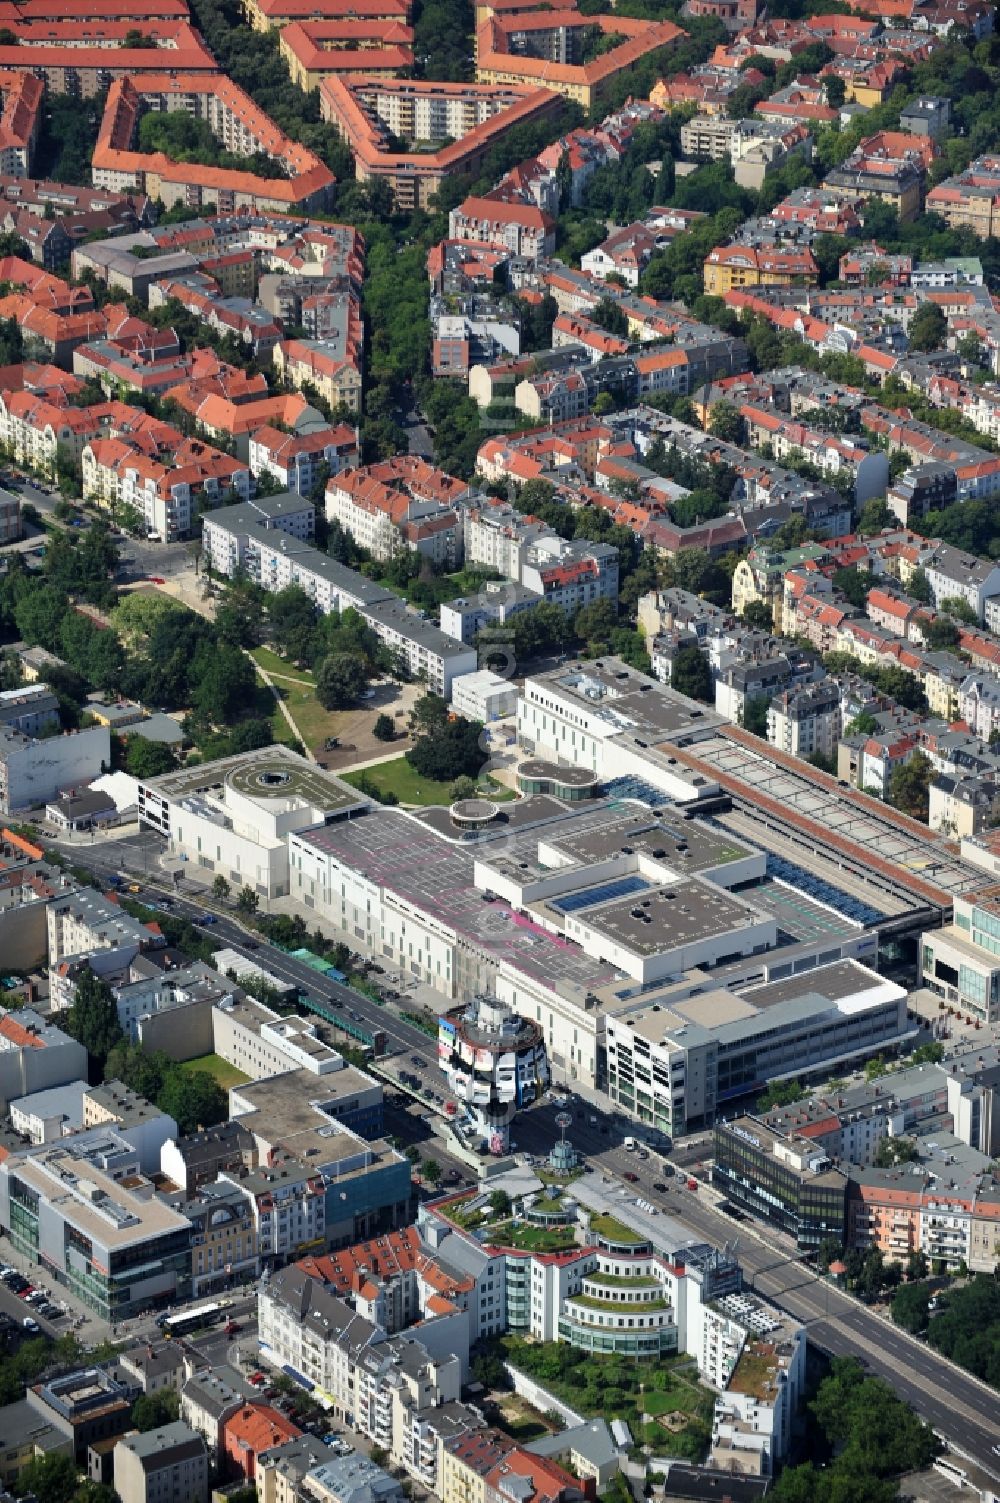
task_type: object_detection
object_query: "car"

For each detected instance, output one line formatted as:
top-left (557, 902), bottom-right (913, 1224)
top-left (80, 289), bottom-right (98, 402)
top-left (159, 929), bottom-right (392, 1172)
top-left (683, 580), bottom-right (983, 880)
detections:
top-left (244, 941), bottom-right (259, 951)
top-left (359, 689), bottom-right (376, 700)
top-left (148, 576), bottom-right (165, 585)
top-left (248, 1372), bottom-right (267, 1387)
top-left (349, 1010), bottom-right (360, 1021)
top-left (198, 913), bottom-right (217, 925)
top-left (662, 1163), bottom-right (675, 1176)
top-left (18, 1286), bottom-right (35, 1299)
top-left (444, 1168), bottom-right (461, 1182)
top-left (600, 1124), bottom-right (608, 1134)
top-left (127, 883), bottom-right (142, 893)
top-left (411, 1055), bottom-right (425, 1067)
top-left (687, 1178), bottom-right (698, 1191)
top-left (224, 1320), bottom-right (240, 1335)
top-left (582, 1163), bottom-right (594, 1173)
top-left (22, 1317), bottom-right (38, 1331)
top-left (623, 1171), bottom-right (639, 1183)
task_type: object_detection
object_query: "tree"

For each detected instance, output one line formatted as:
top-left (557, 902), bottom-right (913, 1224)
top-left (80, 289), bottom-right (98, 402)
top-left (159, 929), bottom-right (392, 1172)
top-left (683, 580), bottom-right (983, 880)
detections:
top-left (923, 617), bottom-right (960, 650)
top-left (845, 711), bottom-right (879, 738)
top-left (16, 1453), bottom-right (80, 1503)
top-left (372, 713), bottom-right (395, 742)
top-left (874, 1136), bottom-right (920, 1168)
top-left (818, 1236), bottom-right (843, 1271)
top-left (908, 301), bottom-right (948, 353)
top-left (671, 645), bottom-right (712, 703)
top-left (833, 566), bottom-right (869, 610)
top-left (889, 751), bottom-right (933, 822)
top-left (590, 296), bottom-right (628, 338)
top-left (212, 875), bottom-right (231, 902)
top-left (132, 1389), bottom-right (180, 1432)
top-left (64, 967), bottom-right (124, 1075)
top-left (824, 73), bottom-right (846, 108)
top-left (157, 1067), bottom-right (227, 1135)
top-left (268, 584), bottom-right (318, 663)
top-left (907, 1250), bottom-right (929, 1282)
top-left (857, 497), bottom-right (891, 536)
top-left (741, 694), bottom-right (769, 737)
top-left (407, 718), bottom-right (484, 783)
top-left (408, 692), bottom-right (451, 738)
top-left (708, 400), bottom-right (744, 444)
top-left (236, 886), bottom-right (259, 915)
top-left (940, 594), bottom-right (978, 626)
top-left (892, 1281), bottom-right (931, 1335)
top-left (742, 600), bottom-right (773, 630)
top-left (316, 651), bottom-right (369, 709)
top-left (908, 567), bottom-right (932, 604)
top-left (421, 1158), bottom-right (441, 1184)
top-left (757, 1078), bottom-right (805, 1111)
top-left (489, 1189), bottom-right (512, 1216)
top-left (450, 775), bottom-right (478, 800)
top-left (124, 735), bottom-right (175, 779)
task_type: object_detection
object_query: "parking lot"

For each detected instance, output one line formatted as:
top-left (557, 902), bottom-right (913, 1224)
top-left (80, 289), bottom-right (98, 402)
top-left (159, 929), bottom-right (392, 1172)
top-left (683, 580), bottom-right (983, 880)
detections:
top-left (0, 1260), bottom-right (78, 1338)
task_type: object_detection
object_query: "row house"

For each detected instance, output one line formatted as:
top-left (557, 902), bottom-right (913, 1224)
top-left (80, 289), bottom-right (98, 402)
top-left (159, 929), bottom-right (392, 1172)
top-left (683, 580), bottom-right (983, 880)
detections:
top-left (0, 388), bottom-right (100, 476)
top-left (325, 476), bottom-right (461, 567)
top-left (448, 197), bottom-right (555, 260)
top-left (848, 1170), bottom-right (1000, 1273)
top-left (83, 432), bottom-right (251, 540)
top-left (273, 336), bottom-right (362, 413)
top-left (249, 422), bottom-right (359, 496)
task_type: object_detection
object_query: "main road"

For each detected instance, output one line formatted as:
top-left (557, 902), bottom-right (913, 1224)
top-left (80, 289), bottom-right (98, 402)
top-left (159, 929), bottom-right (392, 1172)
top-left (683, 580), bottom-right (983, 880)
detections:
top-left (513, 1100), bottom-right (1000, 1467)
top-left (71, 833), bottom-right (432, 1061)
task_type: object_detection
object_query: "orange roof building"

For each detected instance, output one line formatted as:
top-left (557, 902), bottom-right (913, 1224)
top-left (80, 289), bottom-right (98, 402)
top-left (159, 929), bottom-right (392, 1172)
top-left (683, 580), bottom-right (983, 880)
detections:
top-left (92, 75), bottom-right (335, 214)
top-left (476, 9), bottom-right (684, 111)
top-left (0, 28), bottom-right (217, 95)
top-left (0, 72), bottom-right (42, 177)
top-left (280, 18), bottom-right (414, 87)
top-left (320, 74), bottom-right (561, 211)
top-left (222, 1406), bottom-right (301, 1481)
top-left (244, 0), bottom-right (409, 32)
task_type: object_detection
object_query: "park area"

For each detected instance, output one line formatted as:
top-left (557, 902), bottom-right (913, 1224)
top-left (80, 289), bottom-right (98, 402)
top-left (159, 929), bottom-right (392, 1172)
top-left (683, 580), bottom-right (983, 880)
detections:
top-left (498, 1337), bottom-right (714, 1459)
top-left (251, 646), bottom-right (419, 766)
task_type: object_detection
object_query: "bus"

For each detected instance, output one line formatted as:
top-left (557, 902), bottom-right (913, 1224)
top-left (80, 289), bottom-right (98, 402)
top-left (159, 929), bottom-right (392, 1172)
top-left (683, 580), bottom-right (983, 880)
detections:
top-left (157, 1301), bottom-right (225, 1337)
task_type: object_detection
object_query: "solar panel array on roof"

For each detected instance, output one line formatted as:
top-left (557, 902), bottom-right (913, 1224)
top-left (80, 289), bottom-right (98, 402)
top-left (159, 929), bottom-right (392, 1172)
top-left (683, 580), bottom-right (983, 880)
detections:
top-left (605, 775), bottom-right (672, 808)
top-left (550, 874), bottom-right (650, 914)
top-left (766, 853), bottom-right (883, 927)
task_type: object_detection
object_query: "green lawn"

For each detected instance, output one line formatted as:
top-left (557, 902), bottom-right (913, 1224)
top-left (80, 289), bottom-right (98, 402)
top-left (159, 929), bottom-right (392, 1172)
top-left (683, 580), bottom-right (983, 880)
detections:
top-left (570, 1293), bottom-right (669, 1312)
top-left (251, 646), bottom-right (316, 686)
top-left (586, 1273), bottom-right (661, 1290)
top-left (255, 676), bottom-right (302, 751)
top-left (176, 1053), bottom-right (250, 1089)
top-left (590, 1213), bottom-right (649, 1245)
top-left (641, 1384), bottom-right (702, 1417)
top-left (272, 680), bottom-right (340, 748)
top-left (488, 1220), bottom-right (578, 1252)
top-left (342, 757), bottom-right (516, 808)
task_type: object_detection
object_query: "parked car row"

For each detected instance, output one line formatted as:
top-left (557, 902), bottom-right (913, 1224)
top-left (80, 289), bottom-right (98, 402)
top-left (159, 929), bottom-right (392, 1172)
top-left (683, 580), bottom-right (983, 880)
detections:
top-left (0, 1265), bottom-right (65, 1324)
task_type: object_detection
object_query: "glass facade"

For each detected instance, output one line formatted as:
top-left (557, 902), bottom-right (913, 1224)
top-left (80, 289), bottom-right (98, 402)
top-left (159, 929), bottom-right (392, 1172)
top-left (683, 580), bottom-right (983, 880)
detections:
top-left (713, 1124), bottom-right (846, 1252)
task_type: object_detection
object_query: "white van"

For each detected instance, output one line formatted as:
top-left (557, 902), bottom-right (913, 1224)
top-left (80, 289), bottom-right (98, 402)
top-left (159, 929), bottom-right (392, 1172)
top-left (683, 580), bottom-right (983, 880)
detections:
top-left (624, 1137), bottom-right (638, 1151)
